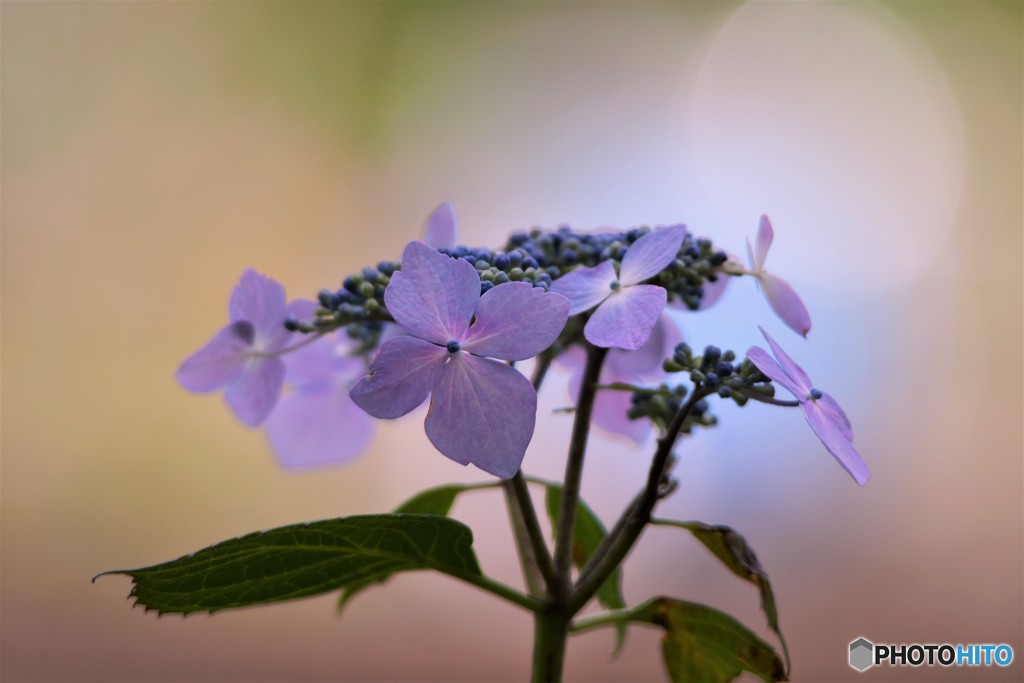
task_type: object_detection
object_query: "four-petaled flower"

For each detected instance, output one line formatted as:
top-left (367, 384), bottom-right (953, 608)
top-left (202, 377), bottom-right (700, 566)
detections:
top-left (176, 270), bottom-right (313, 427)
top-left (745, 216), bottom-right (811, 337)
top-left (266, 332), bottom-right (374, 469)
top-left (747, 326), bottom-right (869, 486)
top-left (349, 241), bottom-right (569, 478)
top-left (551, 225), bottom-right (686, 350)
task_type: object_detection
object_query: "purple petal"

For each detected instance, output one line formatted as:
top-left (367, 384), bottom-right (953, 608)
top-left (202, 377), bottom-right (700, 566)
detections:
top-left (424, 353), bottom-right (536, 479)
top-left (604, 314), bottom-right (680, 378)
top-left (553, 343), bottom-right (586, 373)
top-left (224, 356), bottom-right (286, 427)
top-left (750, 215), bottom-right (774, 271)
top-left (176, 321), bottom-right (255, 392)
top-left (549, 261), bottom-right (617, 316)
top-left (617, 225), bottom-right (687, 286)
top-left (584, 285), bottom-right (666, 351)
top-left (349, 335), bottom-right (449, 419)
top-left (818, 392), bottom-right (853, 441)
top-left (758, 326), bottom-right (813, 393)
top-left (760, 273), bottom-right (811, 337)
top-left (384, 241), bottom-right (480, 344)
top-left (422, 201), bottom-right (458, 249)
top-left (745, 346), bottom-right (804, 398)
top-left (802, 401), bottom-right (870, 486)
top-left (266, 386), bottom-right (374, 469)
top-left (569, 371), bottom-right (650, 445)
top-left (229, 270), bottom-right (288, 340)
top-left (283, 332), bottom-right (364, 388)
top-left (461, 283), bottom-right (568, 361)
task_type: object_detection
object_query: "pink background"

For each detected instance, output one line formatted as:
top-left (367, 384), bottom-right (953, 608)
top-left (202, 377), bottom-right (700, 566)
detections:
top-left (3, 2), bottom-right (1021, 681)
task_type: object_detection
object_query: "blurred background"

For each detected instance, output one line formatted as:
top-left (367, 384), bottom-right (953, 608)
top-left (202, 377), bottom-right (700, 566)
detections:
top-left (2, 2), bottom-right (1020, 681)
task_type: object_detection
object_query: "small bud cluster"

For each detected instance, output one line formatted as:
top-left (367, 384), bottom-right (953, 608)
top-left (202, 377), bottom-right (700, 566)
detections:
top-left (628, 384), bottom-right (717, 435)
top-left (288, 227), bottom-right (731, 357)
top-left (502, 227), bottom-right (730, 311)
top-left (662, 343), bottom-right (775, 406)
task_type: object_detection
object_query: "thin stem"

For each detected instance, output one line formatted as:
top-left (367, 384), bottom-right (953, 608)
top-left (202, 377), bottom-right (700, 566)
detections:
top-left (456, 571), bottom-right (544, 613)
top-left (252, 331), bottom-right (325, 358)
top-left (569, 608), bottom-right (635, 634)
top-left (736, 388), bottom-right (800, 407)
top-left (502, 352), bottom-right (558, 595)
top-left (552, 344), bottom-right (607, 599)
top-left (567, 387), bottom-right (713, 614)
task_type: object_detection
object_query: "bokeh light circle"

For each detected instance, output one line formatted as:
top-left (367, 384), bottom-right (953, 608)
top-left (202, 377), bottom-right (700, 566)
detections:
top-left (678, 2), bottom-right (965, 289)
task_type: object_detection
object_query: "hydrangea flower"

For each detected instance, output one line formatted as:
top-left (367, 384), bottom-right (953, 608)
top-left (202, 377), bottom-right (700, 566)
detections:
top-left (423, 201), bottom-right (458, 249)
top-left (550, 225), bottom-right (687, 350)
top-left (747, 326), bottom-right (869, 486)
top-left (745, 216), bottom-right (811, 337)
top-left (349, 240), bottom-right (569, 478)
top-left (558, 315), bottom-right (682, 444)
top-left (265, 332), bottom-right (374, 469)
top-left (176, 270), bottom-right (314, 427)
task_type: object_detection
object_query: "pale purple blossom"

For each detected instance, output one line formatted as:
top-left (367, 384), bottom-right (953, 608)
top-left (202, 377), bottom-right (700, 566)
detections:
top-left (745, 216), bottom-right (811, 337)
top-left (747, 326), bottom-right (869, 486)
top-left (349, 240), bottom-right (569, 478)
top-left (176, 270), bottom-right (314, 427)
top-left (558, 315), bottom-right (682, 444)
top-left (265, 332), bottom-right (374, 469)
top-left (551, 225), bottom-right (687, 350)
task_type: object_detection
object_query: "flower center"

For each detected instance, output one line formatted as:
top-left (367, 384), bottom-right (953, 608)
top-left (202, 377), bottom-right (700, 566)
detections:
top-left (609, 279), bottom-right (621, 292)
top-left (446, 340), bottom-right (461, 354)
top-left (808, 388), bottom-right (823, 400)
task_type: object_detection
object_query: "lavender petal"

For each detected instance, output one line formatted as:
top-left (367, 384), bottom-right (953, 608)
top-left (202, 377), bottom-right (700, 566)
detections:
top-left (424, 353), bottom-right (536, 479)
top-left (176, 321), bottom-right (255, 393)
top-left (584, 284), bottom-right (666, 351)
top-left (818, 392), bottom-right (854, 441)
top-left (349, 335), bottom-right (449, 419)
top-left (266, 386), bottom-right (374, 469)
top-left (758, 326), bottom-right (813, 391)
top-left (617, 224), bottom-right (687, 286)
top-left (549, 261), bottom-right (617, 316)
top-left (224, 356), bottom-right (287, 427)
top-left (228, 269), bottom-right (288, 338)
top-left (283, 332), bottom-right (364, 388)
top-left (604, 314), bottom-right (680, 378)
top-left (462, 283), bottom-right (568, 361)
top-left (760, 273), bottom-right (811, 338)
top-left (422, 201), bottom-right (458, 249)
top-left (802, 401), bottom-right (870, 486)
top-left (745, 345), bottom-right (804, 398)
top-left (384, 241), bottom-right (480, 344)
top-left (750, 215), bottom-right (774, 271)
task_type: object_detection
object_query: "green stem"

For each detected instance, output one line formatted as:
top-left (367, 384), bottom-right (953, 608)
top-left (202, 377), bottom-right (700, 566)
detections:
top-left (569, 608), bottom-right (635, 634)
top-left (456, 571), bottom-right (544, 613)
top-left (568, 388), bottom-right (713, 614)
top-left (502, 353), bottom-right (559, 595)
top-left (531, 610), bottom-right (571, 683)
top-left (552, 344), bottom-right (607, 598)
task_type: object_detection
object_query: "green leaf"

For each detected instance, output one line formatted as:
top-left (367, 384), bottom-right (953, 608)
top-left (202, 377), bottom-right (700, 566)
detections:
top-left (97, 514), bottom-right (482, 615)
top-left (541, 482), bottom-right (627, 652)
top-left (652, 519), bottom-right (789, 674)
top-left (338, 483), bottom-right (497, 611)
top-left (629, 598), bottom-right (787, 683)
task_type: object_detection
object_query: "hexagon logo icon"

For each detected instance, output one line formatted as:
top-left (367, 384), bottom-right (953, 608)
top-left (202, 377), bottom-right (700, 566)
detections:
top-left (849, 637), bottom-right (874, 671)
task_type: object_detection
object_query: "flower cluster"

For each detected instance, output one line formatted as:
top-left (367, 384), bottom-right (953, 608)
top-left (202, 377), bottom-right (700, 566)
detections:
top-left (174, 203), bottom-right (867, 485)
